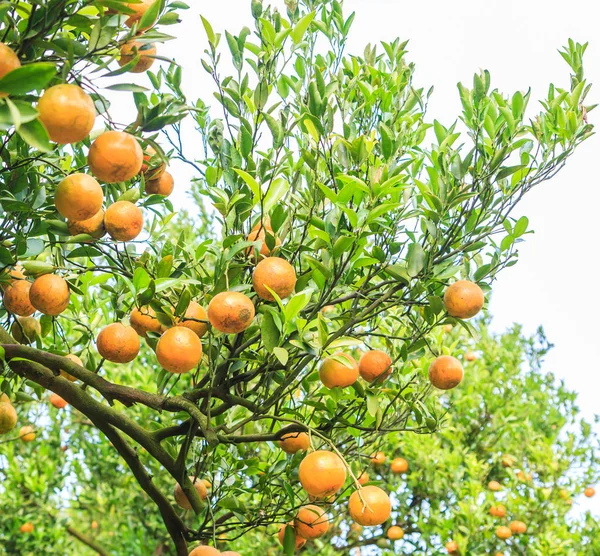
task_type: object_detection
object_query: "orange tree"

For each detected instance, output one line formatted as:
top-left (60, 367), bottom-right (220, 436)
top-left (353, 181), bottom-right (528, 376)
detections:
top-left (0, 0), bottom-right (595, 554)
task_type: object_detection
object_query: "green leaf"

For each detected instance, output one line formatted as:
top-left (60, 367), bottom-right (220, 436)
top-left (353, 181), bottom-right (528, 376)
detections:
top-left (513, 216), bottom-right (529, 237)
top-left (291, 11), bottom-right (315, 45)
top-left (261, 312), bottom-right (280, 353)
top-left (17, 118), bottom-right (51, 152)
top-left (407, 243), bottom-right (425, 277)
top-left (496, 165), bottom-right (527, 181)
top-left (263, 178), bottom-right (289, 213)
top-left (234, 168), bottom-right (261, 201)
top-left (138, 0), bottom-right (160, 30)
top-left (106, 83), bottom-right (150, 92)
top-left (273, 347), bottom-right (288, 366)
top-left (0, 63), bottom-right (57, 95)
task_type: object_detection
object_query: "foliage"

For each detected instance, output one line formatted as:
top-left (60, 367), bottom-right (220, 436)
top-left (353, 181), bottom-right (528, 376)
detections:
top-left (0, 0), bottom-right (595, 554)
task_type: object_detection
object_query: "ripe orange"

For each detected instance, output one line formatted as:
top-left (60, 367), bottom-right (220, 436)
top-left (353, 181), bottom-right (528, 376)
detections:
top-left (176, 301), bottom-right (208, 338)
top-left (97, 323), bottom-right (140, 363)
top-left (391, 457), bottom-right (409, 474)
top-left (124, 0), bottom-right (155, 29)
top-left (61, 353), bottom-right (83, 381)
top-left (38, 84), bottom-right (96, 144)
top-left (516, 470), bottom-right (532, 481)
top-left (140, 145), bottom-right (166, 179)
top-left (174, 476), bottom-right (208, 510)
top-left (559, 488), bottom-right (569, 499)
top-left (490, 504), bottom-right (506, 518)
top-left (278, 523), bottom-right (306, 550)
top-left (299, 450), bottom-right (347, 498)
top-left (501, 455), bottom-right (516, 468)
top-left (509, 520), bottom-right (527, 534)
top-left (88, 131), bottom-right (143, 183)
top-left (319, 352), bottom-right (359, 389)
top-left (29, 274), bottom-right (70, 316)
top-left (495, 526), bottom-right (512, 540)
top-left (3, 279), bottom-right (35, 316)
top-left (358, 349), bottom-right (392, 383)
top-left (247, 220), bottom-right (281, 258)
top-left (584, 487), bottom-right (595, 498)
top-left (119, 40), bottom-right (156, 73)
top-left (19, 522), bottom-right (34, 534)
top-left (54, 173), bottom-right (103, 221)
top-left (428, 355), bottom-right (464, 390)
top-left (252, 257), bottom-right (296, 301)
top-left (202, 479), bottom-right (212, 489)
top-left (68, 209), bottom-right (106, 239)
top-left (145, 170), bottom-right (174, 196)
top-left (387, 525), bottom-right (404, 540)
top-left (443, 324), bottom-right (453, 333)
top-left (19, 425), bottom-right (35, 442)
top-left (348, 486), bottom-right (391, 526)
top-left (91, 521), bottom-right (99, 530)
top-left (130, 306), bottom-right (162, 337)
top-left (0, 42), bottom-right (21, 98)
top-left (0, 401), bottom-right (18, 434)
top-left (350, 523), bottom-right (363, 535)
top-left (443, 280), bottom-right (484, 319)
top-left (188, 547), bottom-right (220, 556)
top-left (11, 316), bottom-right (40, 344)
top-left (294, 505), bottom-right (329, 539)
top-left (156, 326), bottom-right (202, 374)
top-left (371, 451), bottom-right (386, 465)
top-left (464, 351), bottom-right (477, 361)
top-left (207, 291), bottom-right (255, 334)
top-left (278, 432), bottom-right (310, 454)
top-left (1, 264), bottom-right (25, 290)
top-left (357, 471), bottom-right (370, 485)
top-left (104, 201), bottom-right (144, 241)
top-left (445, 540), bottom-right (459, 553)
top-left (50, 393), bottom-right (67, 409)
top-left (488, 480), bottom-right (503, 492)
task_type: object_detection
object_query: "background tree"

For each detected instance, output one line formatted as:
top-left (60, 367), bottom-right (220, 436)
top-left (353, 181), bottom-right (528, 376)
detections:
top-left (0, 0), bottom-right (595, 555)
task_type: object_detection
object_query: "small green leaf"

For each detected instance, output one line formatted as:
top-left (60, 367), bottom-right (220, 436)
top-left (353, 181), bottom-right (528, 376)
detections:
top-left (0, 63), bottom-right (57, 95)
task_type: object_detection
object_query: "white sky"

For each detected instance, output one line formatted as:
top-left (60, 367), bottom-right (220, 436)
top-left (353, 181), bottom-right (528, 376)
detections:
top-left (106, 0), bottom-right (600, 507)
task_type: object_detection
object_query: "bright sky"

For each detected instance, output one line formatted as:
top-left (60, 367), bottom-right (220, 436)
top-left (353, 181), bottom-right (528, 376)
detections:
top-left (108, 0), bottom-right (600, 509)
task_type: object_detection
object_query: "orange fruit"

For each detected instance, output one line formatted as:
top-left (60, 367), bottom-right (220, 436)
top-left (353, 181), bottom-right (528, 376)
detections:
top-left (10, 316), bottom-right (41, 344)
top-left (207, 291), bottom-right (255, 334)
top-left (68, 209), bottom-right (106, 239)
top-left (319, 352), bottom-right (359, 389)
top-left (0, 401), bottom-right (18, 434)
top-left (443, 324), bottom-right (453, 333)
top-left (1, 264), bottom-right (25, 291)
top-left (88, 131), bottom-right (143, 183)
top-left (176, 301), bottom-right (209, 338)
top-left (19, 522), bottom-right (34, 534)
top-left (91, 521), bottom-right (99, 530)
top-left (428, 355), bottom-right (464, 390)
top-left (124, 0), bottom-right (155, 29)
top-left (55, 173), bottom-right (103, 221)
top-left (495, 526), bottom-right (512, 540)
top-left (488, 480), bottom-right (502, 492)
top-left (358, 349), bottom-right (392, 383)
top-left (202, 479), bottom-right (212, 489)
top-left (348, 485), bottom-right (391, 526)
top-left (221, 552), bottom-right (241, 556)
top-left (119, 40), bottom-right (156, 73)
top-left (140, 145), bottom-right (166, 178)
top-left (490, 504), bottom-right (506, 517)
top-left (38, 84), bottom-right (96, 144)
top-left (357, 471), bottom-right (369, 485)
top-left (584, 487), bottom-right (595, 498)
top-left (294, 505), bottom-right (329, 539)
top-left (370, 451), bottom-right (386, 465)
top-left (61, 353), bottom-right (83, 381)
top-left (299, 450), bottom-right (347, 498)
top-left (278, 432), bottom-right (310, 454)
top-left (156, 326), bottom-right (203, 374)
top-left (445, 540), bottom-right (459, 553)
top-left (391, 457), bottom-right (408, 474)
top-left (252, 257), bottom-right (296, 301)
top-left (188, 547), bottom-right (220, 556)
top-left (145, 169), bottom-right (174, 196)
top-left (130, 306), bottom-right (162, 337)
top-left (387, 525), bottom-right (404, 540)
top-left (509, 520), bottom-right (527, 534)
top-left (50, 393), bottom-right (67, 409)
top-left (559, 488), bottom-right (569, 499)
top-left (350, 523), bottom-right (363, 535)
top-left (29, 274), bottom-right (70, 316)
top-left (501, 455), bottom-right (515, 468)
top-left (104, 201), bottom-right (144, 241)
top-left (3, 279), bottom-right (35, 316)
top-left (0, 42), bottom-right (21, 98)
top-left (465, 351), bottom-right (477, 361)
top-left (443, 280), bottom-right (484, 319)
top-left (247, 220), bottom-right (281, 258)
top-left (19, 425), bottom-right (35, 442)
top-left (278, 523), bottom-right (306, 550)
top-left (97, 323), bottom-right (140, 363)
top-left (174, 476), bottom-right (208, 510)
